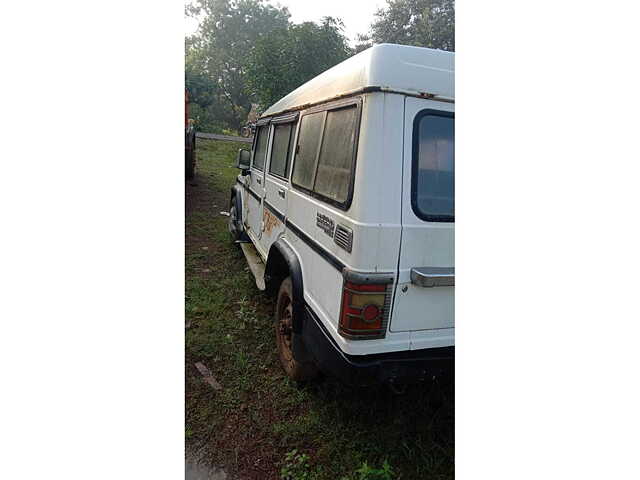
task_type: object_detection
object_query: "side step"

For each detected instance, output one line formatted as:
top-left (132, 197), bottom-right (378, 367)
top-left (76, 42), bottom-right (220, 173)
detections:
top-left (240, 242), bottom-right (266, 291)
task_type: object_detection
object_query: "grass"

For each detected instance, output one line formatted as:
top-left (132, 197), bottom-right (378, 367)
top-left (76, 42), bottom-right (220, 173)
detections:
top-left (185, 138), bottom-right (454, 480)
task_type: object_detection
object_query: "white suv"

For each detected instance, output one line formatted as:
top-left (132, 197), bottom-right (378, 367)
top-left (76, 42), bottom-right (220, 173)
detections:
top-left (229, 44), bottom-right (454, 386)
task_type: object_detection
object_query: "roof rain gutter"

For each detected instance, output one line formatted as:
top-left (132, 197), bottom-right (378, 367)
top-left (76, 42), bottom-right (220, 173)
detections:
top-left (260, 86), bottom-right (454, 120)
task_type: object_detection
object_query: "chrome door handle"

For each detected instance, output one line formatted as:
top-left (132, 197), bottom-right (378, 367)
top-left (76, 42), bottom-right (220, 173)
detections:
top-left (256, 177), bottom-right (262, 185)
top-left (278, 188), bottom-right (286, 198)
top-left (410, 267), bottom-right (455, 287)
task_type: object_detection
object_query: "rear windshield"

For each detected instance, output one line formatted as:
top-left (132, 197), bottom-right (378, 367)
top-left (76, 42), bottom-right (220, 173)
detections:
top-left (412, 110), bottom-right (454, 222)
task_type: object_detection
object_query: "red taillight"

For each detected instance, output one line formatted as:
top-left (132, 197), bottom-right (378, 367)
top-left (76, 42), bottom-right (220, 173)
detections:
top-left (362, 304), bottom-right (381, 322)
top-left (339, 281), bottom-right (389, 339)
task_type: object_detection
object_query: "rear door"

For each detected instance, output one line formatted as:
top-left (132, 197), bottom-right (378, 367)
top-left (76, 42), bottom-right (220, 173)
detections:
top-left (259, 114), bottom-right (298, 254)
top-left (390, 97), bottom-right (454, 334)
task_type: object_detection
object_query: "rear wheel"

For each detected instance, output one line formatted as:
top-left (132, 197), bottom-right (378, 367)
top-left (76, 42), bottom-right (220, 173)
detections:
top-left (275, 277), bottom-right (318, 381)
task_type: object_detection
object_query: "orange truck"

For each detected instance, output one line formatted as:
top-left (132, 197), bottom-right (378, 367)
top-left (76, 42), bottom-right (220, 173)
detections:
top-left (185, 89), bottom-right (196, 180)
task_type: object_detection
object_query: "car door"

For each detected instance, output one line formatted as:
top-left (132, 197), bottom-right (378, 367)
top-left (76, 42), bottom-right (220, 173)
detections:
top-left (246, 121), bottom-right (270, 256)
top-left (258, 113), bottom-right (298, 255)
top-left (390, 97), bottom-right (455, 341)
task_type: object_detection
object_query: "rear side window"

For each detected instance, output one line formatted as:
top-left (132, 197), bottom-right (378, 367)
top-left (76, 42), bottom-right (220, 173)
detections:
top-left (412, 110), bottom-right (454, 222)
top-left (253, 125), bottom-right (269, 170)
top-left (291, 112), bottom-right (323, 189)
top-left (268, 123), bottom-right (294, 178)
top-left (314, 107), bottom-right (358, 203)
top-left (291, 101), bottom-right (360, 209)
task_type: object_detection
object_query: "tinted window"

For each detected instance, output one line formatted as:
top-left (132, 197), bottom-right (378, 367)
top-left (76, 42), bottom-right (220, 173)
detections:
top-left (314, 106), bottom-right (357, 203)
top-left (253, 125), bottom-right (269, 170)
top-left (413, 112), bottom-right (454, 220)
top-left (268, 123), bottom-right (293, 178)
top-left (291, 112), bottom-right (323, 189)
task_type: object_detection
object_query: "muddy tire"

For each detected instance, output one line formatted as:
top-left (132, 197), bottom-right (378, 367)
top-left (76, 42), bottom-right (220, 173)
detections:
top-left (228, 202), bottom-right (239, 242)
top-left (275, 277), bottom-right (318, 381)
top-left (185, 151), bottom-right (195, 180)
top-left (185, 130), bottom-right (196, 180)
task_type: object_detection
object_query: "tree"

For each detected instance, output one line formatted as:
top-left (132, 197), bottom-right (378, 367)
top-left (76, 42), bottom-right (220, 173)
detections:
top-left (357, 0), bottom-right (454, 52)
top-left (185, 0), bottom-right (290, 131)
top-left (245, 17), bottom-right (352, 109)
top-left (185, 47), bottom-right (227, 132)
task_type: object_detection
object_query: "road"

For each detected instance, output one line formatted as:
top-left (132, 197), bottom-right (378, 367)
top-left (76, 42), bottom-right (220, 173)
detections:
top-left (196, 132), bottom-right (252, 144)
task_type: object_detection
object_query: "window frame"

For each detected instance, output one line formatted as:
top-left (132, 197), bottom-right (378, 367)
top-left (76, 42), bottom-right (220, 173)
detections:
top-left (290, 97), bottom-right (362, 211)
top-left (251, 119), bottom-right (271, 172)
top-left (411, 108), bottom-right (455, 223)
top-left (266, 112), bottom-right (299, 181)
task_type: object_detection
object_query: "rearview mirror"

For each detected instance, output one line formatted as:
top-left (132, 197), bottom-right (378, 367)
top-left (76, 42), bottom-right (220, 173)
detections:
top-left (236, 149), bottom-right (251, 170)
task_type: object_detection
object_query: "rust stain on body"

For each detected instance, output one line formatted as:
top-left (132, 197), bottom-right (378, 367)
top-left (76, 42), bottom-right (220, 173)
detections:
top-left (263, 209), bottom-right (280, 234)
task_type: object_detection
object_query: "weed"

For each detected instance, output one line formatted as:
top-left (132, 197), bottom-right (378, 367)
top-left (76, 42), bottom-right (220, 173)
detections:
top-left (280, 449), bottom-right (316, 480)
top-left (341, 461), bottom-right (396, 480)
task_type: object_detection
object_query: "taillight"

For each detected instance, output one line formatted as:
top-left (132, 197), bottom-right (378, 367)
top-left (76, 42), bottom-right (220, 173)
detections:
top-left (339, 281), bottom-right (391, 339)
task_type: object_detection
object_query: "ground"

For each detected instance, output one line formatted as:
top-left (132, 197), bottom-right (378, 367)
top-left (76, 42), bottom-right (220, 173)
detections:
top-left (185, 139), bottom-right (454, 480)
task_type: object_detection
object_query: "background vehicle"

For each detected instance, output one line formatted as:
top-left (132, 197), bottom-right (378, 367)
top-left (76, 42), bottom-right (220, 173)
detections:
top-left (185, 89), bottom-right (196, 180)
top-left (229, 44), bottom-right (454, 386)
top-left (240, 122), bottom-right (256, 138)
top-left (240, 103), bottom-right (259, 137)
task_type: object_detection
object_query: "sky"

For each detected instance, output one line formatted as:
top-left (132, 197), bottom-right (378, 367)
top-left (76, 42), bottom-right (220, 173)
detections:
top-left (185, 0), bottom-right (387, 46)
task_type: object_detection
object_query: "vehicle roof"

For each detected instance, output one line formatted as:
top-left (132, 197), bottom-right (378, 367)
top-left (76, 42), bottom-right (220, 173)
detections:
top-left (261, 43), bottom-right (454, 118)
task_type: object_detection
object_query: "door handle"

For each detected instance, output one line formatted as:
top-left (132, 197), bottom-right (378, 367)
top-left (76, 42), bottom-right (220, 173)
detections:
top-left (278, 188), bottom-right (286, 198)
top-left (410, 267), bottom-right (455, 287)
top-left (256, 177), bottom-right (262, 185)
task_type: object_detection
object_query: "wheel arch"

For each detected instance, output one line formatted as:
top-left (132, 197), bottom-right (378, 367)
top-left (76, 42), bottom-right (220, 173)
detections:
top-left (266, 239), bottom-right (304, 334)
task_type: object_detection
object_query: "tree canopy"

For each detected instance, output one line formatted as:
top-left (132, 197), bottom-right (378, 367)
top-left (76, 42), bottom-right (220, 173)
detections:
top-left (185, 0), bottom-right (454, 133)
top-left (245, 17), bottom-right (351, 109)
top-left (185, 0), bottom-right (290, 132)
top-left (357, 0), bottom-right (454, 52)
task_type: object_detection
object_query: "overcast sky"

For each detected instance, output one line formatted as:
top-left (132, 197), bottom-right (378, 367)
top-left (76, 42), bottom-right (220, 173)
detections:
top-left (186, 0), bottom-right (387, 46)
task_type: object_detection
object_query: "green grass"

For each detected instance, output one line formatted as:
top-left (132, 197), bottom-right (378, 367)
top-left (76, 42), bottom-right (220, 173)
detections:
top-left (186, 138), bottom-right (454, 480)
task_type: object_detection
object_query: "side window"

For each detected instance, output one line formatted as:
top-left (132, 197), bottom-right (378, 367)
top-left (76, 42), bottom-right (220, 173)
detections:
top-left (291, 101), bottom-right (360, 208)
top-left (253, 125), bottom-right (269, 170)
top-left (268, 123), bottom-right (293, 178)
top-left (314, 106), bottom-right (357, 203)
top-left (291, 112), bottom-right (323, 189)
top-left (412, 111), bottom-right (454, 221)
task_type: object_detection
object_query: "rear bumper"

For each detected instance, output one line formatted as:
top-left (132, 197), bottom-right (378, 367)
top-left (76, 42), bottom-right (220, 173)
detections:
top-left (301, 303), bottom-right (454, 386)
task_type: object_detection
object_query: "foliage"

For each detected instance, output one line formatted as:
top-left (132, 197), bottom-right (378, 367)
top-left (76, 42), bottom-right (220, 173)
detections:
top-left (185, 0), bottom-right (290, 131)
top-left (246, 17), bottom-right (352, 109)
top-left (356, 0), bottom-right (454, 52)
top-left (341, 461), bottom-right (396, 480)
top-left (279, 449), bottom-right (395, 480)
top-left (186, 0), bottom-right (454, 133)
top-left (185, 50), bottom-right (229, 133)
top-left (280, 449), bottom-right (315, 480)
top-left (186, 1), bottom-right (352, 132)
